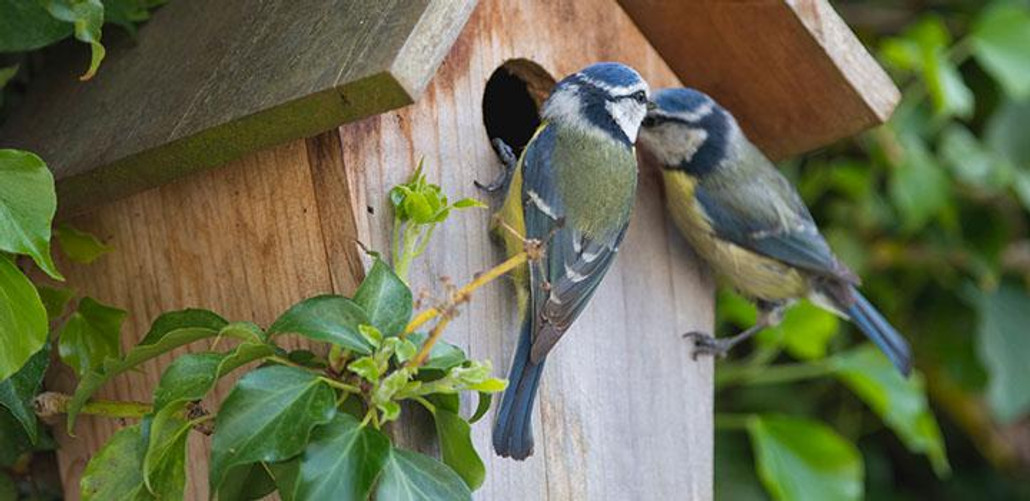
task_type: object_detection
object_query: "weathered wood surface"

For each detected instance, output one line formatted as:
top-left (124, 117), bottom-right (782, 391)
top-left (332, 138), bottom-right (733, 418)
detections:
top-left (50, 0), bottom-right (715, 499)
top-left (0, 0), bottom-right (476, 213)
top-left (334, 0), bottom-right (714, 498)
top-left (617, 0), bottom-right (900, 160)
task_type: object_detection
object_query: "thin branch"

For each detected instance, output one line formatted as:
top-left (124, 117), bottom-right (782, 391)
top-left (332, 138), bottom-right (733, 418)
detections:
top-left (407, 314), bottom-right (454, 368)
top-left (35, 391), bottom-right (151, 419)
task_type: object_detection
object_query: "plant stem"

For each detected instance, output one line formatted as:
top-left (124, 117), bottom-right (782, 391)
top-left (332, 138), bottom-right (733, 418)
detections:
top-left (716, 360), bottom-right (834, 389)
top-left (715, 413), bottom-right (754, 430)
top-left (407, 315), bottom-right (454, 368)
top-left (403, 251), bottom-right (528, 336)
top-left (267, 355), bottom-right (310, 371)
top-left (34, 391), bottom-right (151, 419)
top-left (318, 376), bottom-right (361, 394)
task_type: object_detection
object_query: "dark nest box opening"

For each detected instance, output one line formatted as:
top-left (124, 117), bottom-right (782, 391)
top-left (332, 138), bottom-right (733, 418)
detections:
top-left (482, 59), bottom-right (556, 158)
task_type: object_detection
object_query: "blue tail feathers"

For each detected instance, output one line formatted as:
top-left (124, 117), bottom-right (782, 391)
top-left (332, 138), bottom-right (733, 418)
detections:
top-left (846, 288), bottom-right (912, 376)
top-left (493, 317), bottom-right (546, 460)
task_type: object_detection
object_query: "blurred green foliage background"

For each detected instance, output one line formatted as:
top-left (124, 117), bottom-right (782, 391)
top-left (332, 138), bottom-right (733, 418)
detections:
top-left (714, 0), bottom-right (1030, 499)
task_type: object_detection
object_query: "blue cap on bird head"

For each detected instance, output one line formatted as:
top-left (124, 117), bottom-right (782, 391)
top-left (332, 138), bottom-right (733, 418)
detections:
top-left (542, 62), bottom-right (651, 145)
top-left (637, 87), bottom-right (734, 176)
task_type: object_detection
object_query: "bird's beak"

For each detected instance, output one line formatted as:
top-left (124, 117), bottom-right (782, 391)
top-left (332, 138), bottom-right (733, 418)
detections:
top-left (647, 100), bottom-right (658, 111)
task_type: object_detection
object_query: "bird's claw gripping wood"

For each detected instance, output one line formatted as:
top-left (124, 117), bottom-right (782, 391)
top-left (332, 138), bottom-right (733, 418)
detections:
top-left (476, 138), bottom-right (518, 192)
top-left (683, 331), bottom-right (734, 360)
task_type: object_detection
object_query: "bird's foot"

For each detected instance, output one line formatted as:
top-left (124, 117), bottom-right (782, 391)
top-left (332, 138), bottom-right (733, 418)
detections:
top-left (682, 331), bottom-right (732, 360)
top-left (475, 138), bottom-right (518, 193)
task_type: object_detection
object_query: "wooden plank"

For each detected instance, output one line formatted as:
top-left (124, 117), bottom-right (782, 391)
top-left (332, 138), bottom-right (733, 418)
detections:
top-left (0, 0), bottom-right (476, 214)
top-left (326, 0), bottom-right (715, 497)
top-left (47, 139), bottom-right (338, 500)
top-left (617, 0), bottom-right (900, 159)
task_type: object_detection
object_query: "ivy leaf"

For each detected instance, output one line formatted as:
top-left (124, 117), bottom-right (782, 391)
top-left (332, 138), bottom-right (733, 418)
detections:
top-left (469, 392), bottom-right (492, 424)
top-left (432, 409), bottom-right (485, 490)
top-left (42, 0), bottom-right (106, 80)
top-left (57, 297), bottom-right (126, 377)
top-left (152, 343), bottom-right (273, 412)
top-left (403, 332), bottom-right (467, 370)
top-left (268, 295), bottom-right (373, 355)
top-left (0, 255), bottom-right (48, 382)
top-left (973, 283), bottom-right (1030, 423)
top-left (972, 5), bottom-right (1030, 99)
top-left (142, 410), bottom-right (189, 499)
top-left (80, 424), bottom-right (152, 500)
top-left (67, 309), bottom-right (231, 429)
top-left (293, 413), bottom-right (390, 500)
top-left (209, 365), bottom-right (336, 492)
top-left (218, 463), bottom-right (279, 501)
top-left (889, 133), bottom-right (951, 232)
top-left (375, 447), bottom-right (472, 501)
top-left (0, 149), bottom-right (61, 279)
top-left (354, 258), bottom-right (413, 337)
top-left (37, 285), bottom-right (74, 321)
top-left (831, 345), bottom-right (950, 476)
top-left (938, 124), bottom-right (1014, 191)
top-left (0, 2), bottom-right (72, 51)
top-left (0, 408), bottom-right (33, 467)
top-left (746, 415), bottom-right (863, 501)
top-left (451, 198), bottom-right (486, 209)
top-left (924, 51), bottom-right (974, 119)
top-left (0, 347), bottom-right (49, 444)
top-left (54, 223), bottom-right (113, 264)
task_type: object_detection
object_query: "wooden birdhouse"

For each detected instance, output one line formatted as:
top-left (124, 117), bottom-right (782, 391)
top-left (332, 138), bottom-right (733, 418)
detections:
top-left (0, 0), bottom-right (898, 498)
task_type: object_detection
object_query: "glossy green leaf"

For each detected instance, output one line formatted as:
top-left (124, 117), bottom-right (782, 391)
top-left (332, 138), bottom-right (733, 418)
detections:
top-left (433, 409), bottom-right (485, 490)
top-left (452, 198), bottom-right (487, 209)
top-left (832, 345), bottom-right (950, 476)
top-left (209, 365), bottom-right (336, 492)
top-left (0, 149), bottom-right (61, 279)
top-left (54, 223), bottom-right (113, 264)
top-left (747, 415), bottom-right (863, 501)
top-left (889, 133), bottom-right (951, 232)
top-left (403, 332), bottom-right (467, 370)
top-left (0, 255), bottom-right (48, 382)
top-left (924, 50), bottom-right (974, 119)
top-left (80, 424), bottom-right (151, 500)
top-left (37, 285), bottom-right (74, 321)
top-left (354, 258), bottom-right (413, 337)
top-left (293, 413), bottom-right (390, 500)
top-left (972, 5), bottom-right (1030, 99)
top-left (0, 1), bottom-right (72, 51)
top-left (268, 295), bottom-right (373, 354)
top-left (142, 410), bottom-right (189, 499)
top-left (375, 448), bottom-right (472, 501)
top-left (57, 296), bottom-right (126, 377)
top-left (757, 300), bottom-right (839, 360)
top-left (43, 0), bottom-right (106, 80)
top-left (67, 309), bottom-right (230, 429)
top-left (152, 343), bottom-right (273, 411)
top-left (974, 283), bottom-right (1030, 422)
top-left (0, 407), bottom-right (33, 467)
top-left (469, 392), bottom-right (492, 424)
top-left (217, 462), bottom-right (279, 501)
top-left (0, 347), bottom-right (48, 444)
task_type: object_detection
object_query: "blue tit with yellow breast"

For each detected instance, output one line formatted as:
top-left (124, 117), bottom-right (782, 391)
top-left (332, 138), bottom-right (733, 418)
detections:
top-left (487, 62), bottom-right (651, 460)
top-left (636, 88), bottom-right (911, 376)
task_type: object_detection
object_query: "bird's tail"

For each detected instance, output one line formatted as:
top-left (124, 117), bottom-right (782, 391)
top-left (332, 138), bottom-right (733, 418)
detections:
top-left (492, 315), bottom-right (545, 460)
top-left (844, 287), bottom-right (912, 376)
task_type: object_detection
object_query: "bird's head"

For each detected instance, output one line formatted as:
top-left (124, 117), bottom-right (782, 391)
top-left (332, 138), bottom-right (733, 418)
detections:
top-left (637, 88), bottom-right (737, 177)
top-left (541, 62), bottom-right (650, 146)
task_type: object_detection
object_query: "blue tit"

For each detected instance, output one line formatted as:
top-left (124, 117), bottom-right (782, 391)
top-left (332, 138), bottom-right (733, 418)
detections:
top-left (636, 88), bottom-right (911, 376)
top-left (488, 62), bottom-right (651, 460)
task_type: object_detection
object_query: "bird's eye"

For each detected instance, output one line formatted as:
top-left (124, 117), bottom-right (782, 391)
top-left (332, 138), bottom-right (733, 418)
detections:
top-left (631, 90), bottom-right (647, 104)
top-left (642, 116), bottom-right (657, 127)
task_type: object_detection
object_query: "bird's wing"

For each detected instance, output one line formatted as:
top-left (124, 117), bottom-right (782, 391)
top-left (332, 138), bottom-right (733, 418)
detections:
top-left (696, 153), bottom-right (857, 283)
top-left (520, 126), bottom-right (629, 363)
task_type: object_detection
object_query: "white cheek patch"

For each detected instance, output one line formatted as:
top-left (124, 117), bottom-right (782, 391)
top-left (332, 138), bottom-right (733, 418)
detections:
top-left (606, 100), bottom-right (646, 143)
top-left (642, 124), bottom-right (708, 167)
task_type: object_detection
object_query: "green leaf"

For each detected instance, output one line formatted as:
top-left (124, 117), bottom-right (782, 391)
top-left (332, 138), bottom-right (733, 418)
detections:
top-left (57, 297), bottom-right (126, 377)
top-left (43, 0), bottom-right (106, 80)
top-left (103, 0), bottom-right (162, 34)
top-left (152, 342), bottom-right (274, 411)
top-left (348, 356), bottom-right (380, 383)
top-left (0, 2), bottom-right (72, 51)
top-left (0, 149), bottom-right (61, 279)
top-left (37, 285), bottom-right (74, 321)
top-left (67, 309), bottom-right (230, 429)
top-left (354, 258), bottom-right (413, 337)
top-left (80, 424), bottom-right (150, 500)
top-left (757, 300), bottom-right (839, 360)
top-left (217, 462), bottom-right (279, 501)
top-left (746, 415), bottom-right (863, 501)
top-left (972, 5), bottom-right (1030, 99)
top-left (404, 332), bottom-right (467, 370)
top-left (974, 283), bottom-right (1030, 423)
top-left (452, 198), bottom-right (487, 209)
top-left (0, 255), bottom-right (48, 382)
top-left (142, 410), bottom-right (189, 499)
top-left (469, 392), bottom-right (492, 424)
top-left (54, 223), bottom-right (113, 264)
top-left (209, 365), bottom-right (336, 492)
top-left (433, 409), bottom-right (485, 490)
top-left (924, 50), bottom-right (974, 119)
top-left (0, 347), bottom-right (48, 444)
top-left (293, 413), bottom-right (390, 501)
top-left (987, 97), bottom-right (1030, 170)
top-left (889, 133), bottom-right (950, 232)
top-left (0, 407), bottom-right (33, 467)
top-left (375, 447), bottom-right (472, 501)
top-left (938, 124), bottom-right (1013, 190)
top-left (268, 295), bottom-right (373, 355)
top-left (831, 345), bottom-right (949, 476)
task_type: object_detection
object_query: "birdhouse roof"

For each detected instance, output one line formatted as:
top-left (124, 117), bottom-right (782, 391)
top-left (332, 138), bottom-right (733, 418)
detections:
top-left (0, 0), bottom-right (898, 213)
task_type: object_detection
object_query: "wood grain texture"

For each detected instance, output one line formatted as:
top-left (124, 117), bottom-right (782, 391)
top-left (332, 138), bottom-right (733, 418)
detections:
top-left (0, 0), bottom-right (476, 214)
top-left (617, 0), bottom-right (901, 160)
top-left (48, 139), bottom-right (339, 500)
top-left (329, 0), bottom-right (716, 498)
